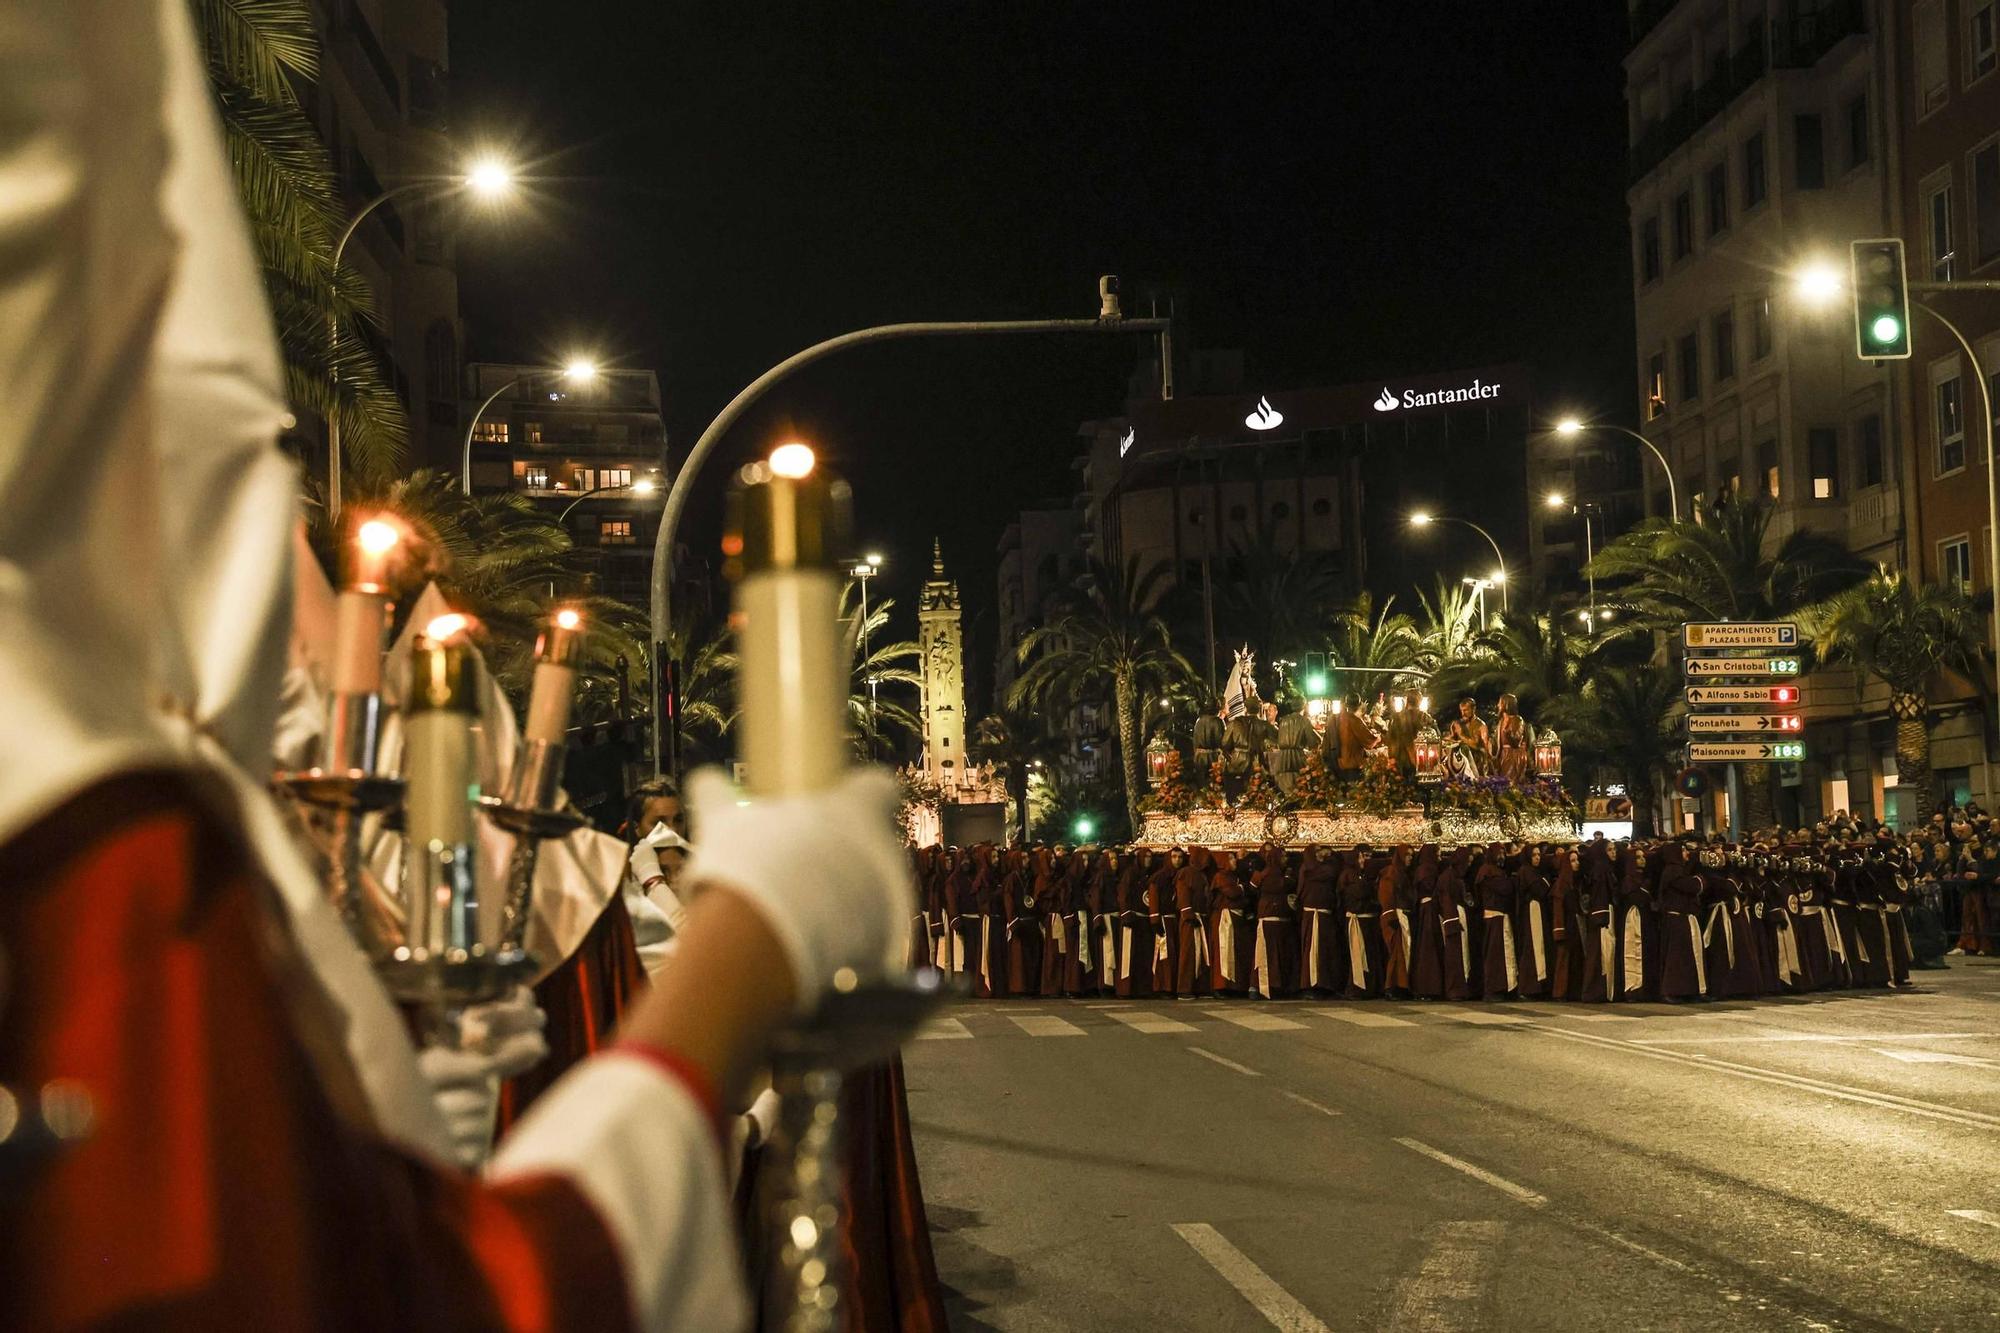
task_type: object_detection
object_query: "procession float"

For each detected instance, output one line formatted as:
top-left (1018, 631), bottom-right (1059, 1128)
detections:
top-left (1136, 650), bottom-right (1578, 848)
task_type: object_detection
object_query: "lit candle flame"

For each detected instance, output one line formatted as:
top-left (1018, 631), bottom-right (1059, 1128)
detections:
top-left (424, 613), bottom-right (471, 641)
top-left (357, 519), bottom-right (400, 555)
top-left (768, 441), bottom-right (816, 478)
top-left (553, 607), bottom-right (583, 630)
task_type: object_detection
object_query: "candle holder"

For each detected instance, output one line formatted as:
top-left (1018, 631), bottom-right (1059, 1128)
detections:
top-left (274, 768), bottom-right (406, 953)
top-left (479, 797), bottom-right (587, 955)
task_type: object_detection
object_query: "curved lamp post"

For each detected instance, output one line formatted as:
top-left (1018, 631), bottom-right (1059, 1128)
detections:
top-left (1408, 511), bottom-right (1510, 611)
top-left (555, 476), bottom-right (656, 525)
top-left (461, 359), bottom-right (599, 495)
top-left (646, 285), bottom-right (1172, 776)
top-left (1553, 418), bottom-right (1679, 522)
top-left (327, 159), bottom-right (516, 519)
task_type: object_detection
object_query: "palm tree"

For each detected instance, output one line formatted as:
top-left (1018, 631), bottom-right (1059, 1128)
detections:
top-left (1210, 530), bottom-right (1350, 678)
top-left (1589, 500), bottom-right (1866, 829)
top-left (1437, 606), bottom-right (1616, 730)
top-left (1567, 661), bottom-right (1684, 838)
top-left (838, 581), bottom-right (923, 757)
top-left (1009, 555), bottom-right (1196, 833)
top-left (1413, 576), bottom-right (1483, 673)
top-left (1325, 593), bottom-right (1423, 691)
top-left (969, 705), bottom-right (1064, 844)
top-left (193, 0), bottom-right (408, 480)
top-left (1811, 569), bottom-right (1983, 822)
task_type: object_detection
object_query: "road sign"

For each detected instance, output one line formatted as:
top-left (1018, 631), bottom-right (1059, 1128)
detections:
top-left (1684, 684), bottom-right (1803, 707)
top-left (1688, 741), bottom-right (1805, 762)
top-left (1686, 713), bottom-right (1803, 734)
top-left (1682, 622), bottom-right (1798, 650)
top-left (1683, 656), bottom-right (1802, 678)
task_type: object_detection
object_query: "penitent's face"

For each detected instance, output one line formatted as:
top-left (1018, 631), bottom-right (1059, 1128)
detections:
top-left (640, 794), bottom-right (684, 839)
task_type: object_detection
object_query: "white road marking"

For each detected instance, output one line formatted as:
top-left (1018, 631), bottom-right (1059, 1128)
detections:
top-left (1527, 1024), bottom-right (2000, 1132)
top-left (1564, 1012), bottom-right (1644, 1022)
top-left (1187, 1046), bottom-right (1262, 1077)
top-left (1306, 1007), bottom-right (1417, 1028)
top-left (1104, 1009), bottom-right (1197, 1034)
top-left (1394, 1137), bottom-right (1549, 1207)
top-left (1451, 1010), bottom-right (1532, 1026)
top-left (1007, 1014), bottom-right (1085, 1037)
top-left (1384, 1220), bottom-right (1506, 1333)
top-left (1079, 1001), bottom-right (1133, 1009)
top-left (1207, 1008), bottom-right (1309, 1032)
top-left (1631, 1031), bottom-right (1990, 1046)
top-left (1947, 1209), bottom-right (2000, 1230)
top-left (916, 1017), bottom-right (973, 1040)
top-left (1172, 1222), bottom-right (1331, 1333)
top-left (1874, 1049), bottom-right (2000, 1069)
top-left (1280, 1090), bottom-right (1342, 1116)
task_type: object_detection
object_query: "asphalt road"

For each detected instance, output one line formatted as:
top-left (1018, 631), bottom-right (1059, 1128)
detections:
top-left (904, 958), bottom-right (2000, 1332)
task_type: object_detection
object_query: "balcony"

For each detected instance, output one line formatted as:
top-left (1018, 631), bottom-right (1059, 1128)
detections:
top-left (1628, 0), bottom-right (1681, 51)
top-left (1629, 33), bottom-right (1768, 182)
top-left (1772, 0), bottom-right (1866, 70)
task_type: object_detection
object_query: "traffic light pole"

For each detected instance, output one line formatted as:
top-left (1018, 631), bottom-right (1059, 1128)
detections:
top-left (1912, 298), bottom-right (1999, 807)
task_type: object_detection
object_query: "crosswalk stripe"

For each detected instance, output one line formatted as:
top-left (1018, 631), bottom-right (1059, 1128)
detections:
top-left (1451, 1010), bottom-right (1532, 1026)
top-left (1008, 1014), bottom-right (1086, 1037)
top-left (916, 1017), bottom-right (973, 1040)
top-left (1948, 1209), bottom-right (2000, 1230)
top-left (1206, 1009), bottom-right (1308, 1032)
top-left (1566, 1012), bottom-right (1644, 1022)
top-left (1105, 1010), bottom-right (1197, 1034)
top-left (1306, 1007), bottom-right (1417, 1028)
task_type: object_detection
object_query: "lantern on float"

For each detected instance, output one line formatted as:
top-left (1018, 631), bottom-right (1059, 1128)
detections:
top-left (1145, 734), bottom-right (1175, 788)
top-left (1534, 726), bottom-right (1564, 777)
top-left (1414, 724), bottom-right (1444, 785)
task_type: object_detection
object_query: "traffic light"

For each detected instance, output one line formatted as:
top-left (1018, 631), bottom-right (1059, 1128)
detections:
top-left (1302, 651), bottom-right (1331, 699)
top-left (1073, 814), bottom-right (1095, 841)
top-left (1850, 238), bottom-right (1912, 360)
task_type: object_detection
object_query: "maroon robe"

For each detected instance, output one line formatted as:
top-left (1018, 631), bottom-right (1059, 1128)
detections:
top-left (1514, 848), bottom-right (1555, 999)
top-left (970, 850), bottom-right (1006, 999)
top-left (1296, 847), bottom-right (1342, 994)
top-left (1251, 843), bottom-right (1299, 999)
top-left (1115, 855), bottom-right (1157, 998)
top-left (1002, 852), bottom-right (1044, 995)
top-left (497, 891), bottom-right (648, 1132)
top-left (1378, 847), bottom-right (1417, 997)
top-left (1061, 854), bottom-right (1097, 995)
top-left (1656, 846), bottom-right (1709, 1001)
top-left (1338, 850), bottom-right (1385, 999)
top-left (1174, 851), bottom-right (1215, 996)
top-left (1148, 854), bottom-right (1183, 996)
top-left (1408, 846), bottom-right (1449, 999)
top-left (1545, 853), bottom-right (1584, 1000)
top-left (1472, 846), bottom-right (1520, 999)
top-left (1576, 843), bottom-right (1619, 1002)
top-left (1038, 853), bottom-right (1074, 996)
top-left (1209, 854), bottom-right (1255, 995)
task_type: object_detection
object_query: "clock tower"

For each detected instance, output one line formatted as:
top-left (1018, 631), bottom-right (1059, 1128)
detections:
top-left (916, 538), bottom-right (966, 784)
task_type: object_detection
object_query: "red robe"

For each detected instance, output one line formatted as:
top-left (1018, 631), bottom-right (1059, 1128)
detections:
top-left (1173, 854), bottom-right (1214, 996)
top-left (1208, 855), bottom-right (1253, 995)
top-left (0, 774), bottom-right (634, 1331)
top-left (497, 893), bottom-right (647, 1133)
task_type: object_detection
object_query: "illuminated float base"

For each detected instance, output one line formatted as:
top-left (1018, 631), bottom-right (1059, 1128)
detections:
top-left (1137, 805), bottom-right (1578, 849)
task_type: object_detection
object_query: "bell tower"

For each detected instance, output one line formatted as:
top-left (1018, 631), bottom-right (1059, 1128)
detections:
top-left (916, 538), bottom-right (966, 784)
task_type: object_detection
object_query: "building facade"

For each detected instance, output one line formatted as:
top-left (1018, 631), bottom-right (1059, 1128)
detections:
top-left (306, 0), bottom-right (465, 469)
top-left (917, 543), bottom-right (968, 785)
top-left (462, 363), bottom-right (668, 607)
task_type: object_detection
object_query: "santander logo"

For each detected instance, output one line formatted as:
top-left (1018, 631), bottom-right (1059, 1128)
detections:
top-left (1245, 396), bottom-right (1284, 431)
top-left (1373, 388), bottom-right (1398, 412)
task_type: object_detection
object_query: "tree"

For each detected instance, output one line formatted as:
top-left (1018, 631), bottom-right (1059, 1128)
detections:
top-left (1009, 555), bottom-right (1195, 834)
top-left (1567, 661), bottom-right (1684, 838)
top-left (193, 0), bottom-right (409, 480)
top-left (1325, 593), bottom-right (1423, 698)
top-left (1590, 500), bottom-right (1866, 829)
top-left (1412, 576), bottom-right (1483, 674)
top-left (1209, 530), bottom-right (1350, 686)
top-left (838, 581), bottom-right (923, 758)
top-left (1436, 606), bottom-right (1615, 731)
top-left (969, 705), bottom-right (1064, 844)
top-left (1811, 569), bottom-right (1983, 823)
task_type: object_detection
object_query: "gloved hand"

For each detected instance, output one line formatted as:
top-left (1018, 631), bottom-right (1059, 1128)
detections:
top-left (415, 986), bottom-right (549, 1169)
top-left (682, 766), bottom-right (916, 1014)
top-left (630, 837), bottom-right (666, 890)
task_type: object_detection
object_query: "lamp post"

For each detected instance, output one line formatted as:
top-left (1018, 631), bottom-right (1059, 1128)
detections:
top-left (850, 551), bottom-right (884, 756)
top-left (461, 359), bottom-right (599, 496)
top-left (556, 476), bottom-right (657, 525)
top-left (1553, 418), bottom-right (1679, 522)
top-left (646, 278), bottom-right (1173, 777)
top-left (1460, 575), bottom-right (1493, 629)
top-left (1409, 511), bottom-right (1509, 611)
top-left (327, 160), bottom-right (515, 520)
top-left (1545, 492), bottom-right (1600, 617)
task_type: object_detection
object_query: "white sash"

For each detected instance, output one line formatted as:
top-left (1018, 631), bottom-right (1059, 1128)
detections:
top-left (1771, 914), bottom-right (1802, 985)
top-left (1454, 905), bottom-right (1471, 981)
top-left (1098, 918), bottom-right (1119, 986)
top-left (1526, 900), bottom-right (1548, 982)
top-left (1684, 913), bottom-right (1707, 996)
top-left (1346, 911), bottom-right (1371, 990)
top-left (1050, 911), bottom-right (1068, 954)
top-left (1218, 911), bottom-right (1241, 984)
top-left (1622, 906), bottom-right (1645, 994)
top-left (933, 915), bottom-right (952, 972)
top-left (1301, 909), bottom-right (1330, 988)
top-left (1074, 911), bottom-right (1092, 970)
top-left (1255, 917), bottom-right (1283, 998)
top-left (1181, 910), bottom-right (1211, 973)
top-left (1395, 908), bottom-right (1412, 972)
top-left (1119, 925), bottom-right (1136, 981)
top-left (979, 916), bottom-right (994, 993)
top-left (1482, 909), bottom-right (1517, 992)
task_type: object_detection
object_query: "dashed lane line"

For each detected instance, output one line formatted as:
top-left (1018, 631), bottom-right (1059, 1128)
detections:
top-left (1526, 1023), bottom-right (2000, 1132)
top-left (1172, 1222), bottom-right (1332, 1333)
top-left (1450, 1009), bottom-right (1533, 1026)
top-left (1103, 1010), bottom-right (1197, 1034)
top-left (1383, 1220), bottom-right (1506, 1333)
top-left (1187, 1046), bottom-right (1262, 1077)
top-left (1280, 1090), bottom-right (1343, 1117)
top-left (1394, 1137), bottom-right (1549, 1207)
top-left (1006, 1014), bottom-right (1086, 1038)
top-left (1947, 1209), bottom-right (2000, 1230)
top-left (1206, 1008), bottom-right (1309, 1032)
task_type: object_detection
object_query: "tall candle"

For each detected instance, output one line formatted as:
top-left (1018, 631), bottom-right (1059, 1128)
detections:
top-left (405, 619), bottom-right (478, 864)
top-left (523, 607), bottom-right (585, 743)
top-left (329, 519), bottom-right (400, 695)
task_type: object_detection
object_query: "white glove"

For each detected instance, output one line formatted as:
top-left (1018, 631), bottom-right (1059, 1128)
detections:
top-left (415, 986), bottom-right (549, 1169)
top-left (683, 766), bottom-right (916, 1013)
top-left (628, 820), bottom-right (688, 890)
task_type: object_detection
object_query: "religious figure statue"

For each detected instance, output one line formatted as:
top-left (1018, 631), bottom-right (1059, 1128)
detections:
top-left (1442, 696), bottom-right (1490, 781)
top-left (1268, 692), bottom-right (1317, 795)
top-left (1191, 712), bottom-right (1225, 777)
top-left (1490, 692), bottom-right (1531, 784)
top-left (1383, 692), bottom-right (1431, 777)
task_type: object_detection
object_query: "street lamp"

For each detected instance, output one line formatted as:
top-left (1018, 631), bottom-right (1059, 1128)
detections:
top-left (1793, 261), bottom-right (1845, 307)
top-left (850, 550), bottom-right (886, 756)
top-left (461, 359), bottom-right (599, 495)
top-left (1545, 491), bottom-right (1600, 618)
top-left (1410, 511), bottom-right (1509, 610)
top-left (1552, 418), bottom-right (1679, 522)
top-left (326, 159), bottom-right (519, 519)
top-left (555, 476), bottom-right (657, 525)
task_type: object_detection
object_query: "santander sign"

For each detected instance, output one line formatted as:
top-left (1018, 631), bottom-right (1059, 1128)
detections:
top-left (1372, 377), bottom-right (1503, 413)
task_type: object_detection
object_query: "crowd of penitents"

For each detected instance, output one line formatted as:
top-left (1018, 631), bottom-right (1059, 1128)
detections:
top-left (908, 840), bottom-right (1921, 1003)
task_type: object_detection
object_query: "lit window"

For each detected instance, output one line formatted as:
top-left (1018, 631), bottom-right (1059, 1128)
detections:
top-left (1646, 352), bottom-right (1667, 420)
top-left (522, 466), bottom-right (549, 490)
top-left (473, 420), bottom-right (509, 444)
top-left (1757, 438), bottom-right (1780, 499)
top-left (603, 467), bottom-right (633, 489)
top-left (600, 519), bottom-right (634, 545)
top-left (1808, 427), bottom-right (1840, 500)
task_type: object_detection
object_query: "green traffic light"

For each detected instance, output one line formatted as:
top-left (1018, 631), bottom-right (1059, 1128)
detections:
top-left (1870, 314), bottom-right (1902, 345)
top-left (1074, 815), bottom-right (1095, 840)
top-left (1304, 673), bottom-right (1329, 697)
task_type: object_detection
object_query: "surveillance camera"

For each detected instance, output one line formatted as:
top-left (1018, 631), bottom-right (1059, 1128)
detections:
top-left (1098, 274), bottom-right (1122, 320)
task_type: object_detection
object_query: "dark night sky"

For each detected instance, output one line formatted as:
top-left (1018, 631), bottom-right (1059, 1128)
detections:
top-left (452, 2), bottom-right (1636, 704)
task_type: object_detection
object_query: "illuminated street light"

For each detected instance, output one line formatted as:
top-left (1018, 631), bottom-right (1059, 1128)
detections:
top-left (1408, 511), bottom-right (1509, 610)
top-left (462, 358), bottom-right (602, 495)
top-left (769, 442), bottom-right (817, 478)
top-left (1550, 417), bottom-right (1678, 521)
top-left (464, 158), bottom-right (515, 198)
top-left (1794, 261), bottom-right (1845, 307)
top-left (1545, 492), bottom-right (1568, 509)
